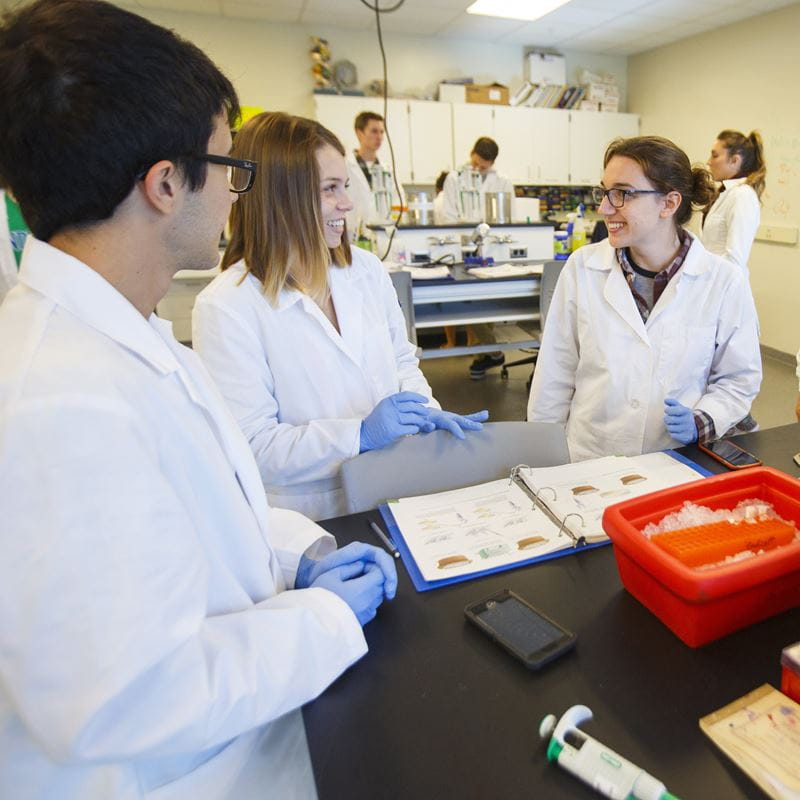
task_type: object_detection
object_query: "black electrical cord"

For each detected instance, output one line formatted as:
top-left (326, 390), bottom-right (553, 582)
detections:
top-left (358, 0), bottom-right (406, 261)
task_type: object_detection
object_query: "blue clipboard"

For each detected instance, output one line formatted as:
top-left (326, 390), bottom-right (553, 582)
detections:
top-left (379, 449), bottom-right (711, 593)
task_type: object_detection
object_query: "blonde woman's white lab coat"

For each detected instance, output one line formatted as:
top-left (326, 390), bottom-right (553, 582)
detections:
top-left (527, 236), bottom-right (761, 462)
top-left (700, 177), bottom-right (760, 272)
top-left (193, 246), bottom-right (437, 521)
top-left (0, 238), bottom-right (367, 800)
top-left (440, 167), bottom-right (515, 223)
top-left (0, 189), bottom-right (18, 303)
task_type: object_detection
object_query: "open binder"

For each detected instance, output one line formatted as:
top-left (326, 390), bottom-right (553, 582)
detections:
top-left (379, 450), bottom-right (710, 592)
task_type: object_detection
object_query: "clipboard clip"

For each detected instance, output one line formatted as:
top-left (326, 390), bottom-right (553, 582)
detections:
top-left (558, 513), bottom-right (586, 548)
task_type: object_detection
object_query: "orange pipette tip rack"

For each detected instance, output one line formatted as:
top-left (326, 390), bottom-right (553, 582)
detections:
top-left (651, 518), bottom-right (796, 568)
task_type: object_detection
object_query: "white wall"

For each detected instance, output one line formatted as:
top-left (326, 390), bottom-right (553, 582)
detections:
top-left (117, 5), bottom-right (628, 117)
top-left (629, 3), bottom-right (800, 355)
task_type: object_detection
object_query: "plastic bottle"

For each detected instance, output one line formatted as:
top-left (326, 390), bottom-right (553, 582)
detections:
top-left (553, 231), bottom-right (570, 260)
top-left (571, 204), bottom-right (587, 251)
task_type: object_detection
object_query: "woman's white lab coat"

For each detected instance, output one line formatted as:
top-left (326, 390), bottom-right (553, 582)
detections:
top-left (192, 246), bottom-right (437, 521)
top-left (0, 189), bottom-right (19, 303)
top-left (700, 178), bottom-right (760, 272)
top-left (527, 236), bottom-right (762, 462)
top-left (0, 238), bottom-right (367, 799)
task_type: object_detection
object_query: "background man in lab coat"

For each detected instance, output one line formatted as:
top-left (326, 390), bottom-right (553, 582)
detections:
top-left (441, 137), bottom-right (515, 378)
top-left (0, 1), bottom-right (396, 798)
top-left (345, 111), bottom-right (392, 238)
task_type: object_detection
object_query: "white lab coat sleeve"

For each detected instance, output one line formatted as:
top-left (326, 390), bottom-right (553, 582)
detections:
top-left (193, 298), bottom-right (362, 487)
top-left (723, 186), bottom-right (760, 269)
top-left (266, 506), bottom-right (337, 588)
top-left (527, 260), bottom-right (579, 424)
top-left (693, 274), bottom-right (762, 433)
top-left (377, 265), bottom-right (439, 407)
top-left (440, 171), bottom-right (460, 223)
top-left (0, 396), bottom-right (367, 764)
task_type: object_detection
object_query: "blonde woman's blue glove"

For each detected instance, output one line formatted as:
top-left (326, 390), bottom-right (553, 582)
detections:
top-left (424, 409), bottom-right (489, 438)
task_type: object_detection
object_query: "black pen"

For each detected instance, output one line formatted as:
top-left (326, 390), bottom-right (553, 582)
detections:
top-left (369, 520), bottom-right (400, 559)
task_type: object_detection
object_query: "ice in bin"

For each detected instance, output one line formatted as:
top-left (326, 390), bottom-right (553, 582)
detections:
top-left (602, 467), bottom-right (800, 647)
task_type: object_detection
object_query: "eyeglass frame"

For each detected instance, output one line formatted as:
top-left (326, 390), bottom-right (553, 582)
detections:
top-left (137, 153), bottom-right (258, 194)
top-left (591, 186), bottom-right (665, 208)
top-left (195, 153), bottom-right (257, 194)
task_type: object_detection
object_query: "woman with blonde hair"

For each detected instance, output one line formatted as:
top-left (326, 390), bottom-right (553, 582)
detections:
top-left (193, 112), bottom-right (486, 520)
top-left (701, 129), bottom-right (766, 272)
top-left (528, 135), bottom-right (761, 460)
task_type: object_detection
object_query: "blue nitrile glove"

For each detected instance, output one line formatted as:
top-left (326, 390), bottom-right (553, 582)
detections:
top-left (296, 541), bottom-right (398, 599)
top-left (422, 409), bottom-right (489, 439)
top-left (310, 561), bottom-right (388, 626)
top-left (359, 391), bottom-right (432, 453)
top-left (664, 397), bottom-right (698, 444)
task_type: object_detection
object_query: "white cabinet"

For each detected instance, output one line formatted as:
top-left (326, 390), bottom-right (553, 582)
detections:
top-left (492, 106), bottom-right (534, 183)
top-left (451, 103), bottom-right (494, 168)
top-left (314, 95), bottom-right (640, 189)
top-left (407, 100), bottom-right (453, 183)
top-left (568, 111), bottom-right (639, 186)
top-left (530, 109), bottom-right (570, 185)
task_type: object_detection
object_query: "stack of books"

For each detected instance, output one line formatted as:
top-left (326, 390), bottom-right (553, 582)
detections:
top-left (509, 80), bottom-right (586, 110)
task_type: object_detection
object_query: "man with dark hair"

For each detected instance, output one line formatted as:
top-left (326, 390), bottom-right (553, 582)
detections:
top-left (0, 1), bottom-right (395, 797)
top-left (440, 137), bottom-right (515, 377)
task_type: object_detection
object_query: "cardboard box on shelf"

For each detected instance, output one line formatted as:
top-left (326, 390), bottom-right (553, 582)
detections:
top-left (465, 83), bottom-right (509, 105)
top-left (584, 82), bottom-right (608, 103)
top-left (438, 83), bottom-right (466, 103)
top-left (578, 100), bottom-right (600, 112)
top-left (601, 100), bottom-right (620, 113)
top-left (529, 52), bottom-right (566, 85)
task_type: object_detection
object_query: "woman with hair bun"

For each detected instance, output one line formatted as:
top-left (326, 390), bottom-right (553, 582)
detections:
top-left (701, 129), bottom-right (766, 272)
top-left (528, 135), bottom-right (761, 461)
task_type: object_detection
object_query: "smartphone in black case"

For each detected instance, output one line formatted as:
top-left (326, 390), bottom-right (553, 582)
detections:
top-left (464, 589), bottom-right (576, 670)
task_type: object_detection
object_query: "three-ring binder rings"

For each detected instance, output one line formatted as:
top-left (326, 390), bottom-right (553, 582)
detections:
top-left (379, 451), bottom-right (710, 592)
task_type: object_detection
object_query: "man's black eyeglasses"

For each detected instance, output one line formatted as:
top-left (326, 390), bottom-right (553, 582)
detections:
top-left (138, 154), bottom-right (257, 194)
top-left (195, 154), bottom-right (257, 194)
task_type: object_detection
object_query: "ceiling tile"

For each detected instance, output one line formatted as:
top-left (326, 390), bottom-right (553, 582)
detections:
top-left (436, 11), bottom-right (526, 39)
top-left (221, 1), bottom-right (302, 21)
top-left (374, 6), bottom-right (461, 33)
top-left (497, 18), bottom-right (580, 45)
top-left (636, 0), bottom-right (722, 19)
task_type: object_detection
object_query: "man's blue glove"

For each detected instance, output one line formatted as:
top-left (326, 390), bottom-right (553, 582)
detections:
top-left (422, 409), bottom-right (489, 439)
top-left (310, 560), bottom-right (389, 626)
top-left (296, 541), bottom-right (398, 600)
top-left (664, 397), bottom-right (698, 444)
top-left (360, 392), bottom-right (431, 452)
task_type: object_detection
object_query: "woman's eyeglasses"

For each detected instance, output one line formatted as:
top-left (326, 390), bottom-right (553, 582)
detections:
top-left (591, 186), bottom-right (664, 208)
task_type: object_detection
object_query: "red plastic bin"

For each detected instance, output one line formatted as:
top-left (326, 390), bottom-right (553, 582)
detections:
top-left (602, 467), bottom-right (800, 647)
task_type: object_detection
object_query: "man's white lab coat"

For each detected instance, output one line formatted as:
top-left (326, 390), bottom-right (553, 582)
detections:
top-left (527, 236), bottom-right (762, 462)
top-left (440, 167), bottom-right (515, 223)
top-left (345, 153), bottom-right (374, 238)
top-left (193, 246), bottom-right (436, 521)
top-left (0, 238), bottom-right (367, 799)
top-left (0, 189), bottom-right (18, 303)
top-left (700, 177), bottom-right (760, 272)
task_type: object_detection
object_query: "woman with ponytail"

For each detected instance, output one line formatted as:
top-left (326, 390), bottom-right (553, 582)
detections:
top-left (528, 135), bottom-right (761, 461)
top-left (702, 129), bottom-right (766, 272)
